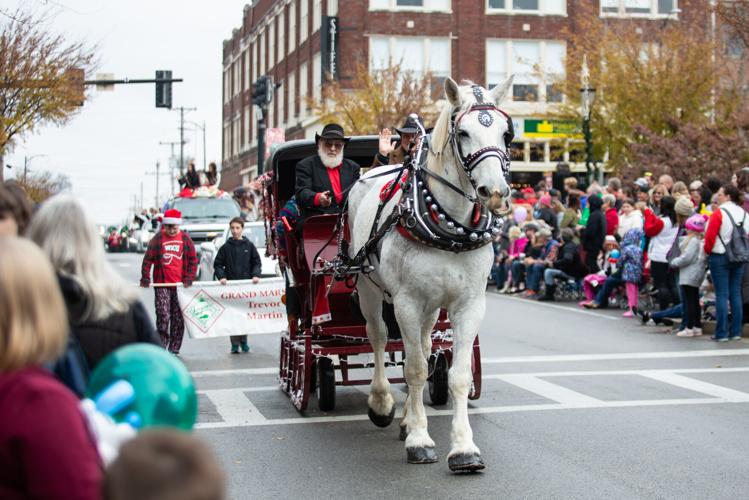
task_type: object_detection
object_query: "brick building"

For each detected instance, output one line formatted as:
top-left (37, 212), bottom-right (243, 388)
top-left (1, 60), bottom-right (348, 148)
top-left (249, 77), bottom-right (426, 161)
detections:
top-left (221, 0), bottom-right (686, 192)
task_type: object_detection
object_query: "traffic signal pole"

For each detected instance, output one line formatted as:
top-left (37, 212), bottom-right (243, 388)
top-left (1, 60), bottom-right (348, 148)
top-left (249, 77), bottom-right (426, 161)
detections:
top-left (257, 108), bottom-right (266, 174)
top-left (251, 75), bottom-right (280, 175)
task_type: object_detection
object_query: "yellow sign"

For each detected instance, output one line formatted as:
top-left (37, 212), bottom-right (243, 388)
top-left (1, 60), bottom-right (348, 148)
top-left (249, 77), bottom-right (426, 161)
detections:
top-left (523, 119), bottom-right (581, 139)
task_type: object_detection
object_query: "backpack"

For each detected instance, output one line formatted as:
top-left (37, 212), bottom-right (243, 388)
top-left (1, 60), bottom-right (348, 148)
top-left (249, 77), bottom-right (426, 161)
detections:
top-left (719, 208), bottom-right (749, 264)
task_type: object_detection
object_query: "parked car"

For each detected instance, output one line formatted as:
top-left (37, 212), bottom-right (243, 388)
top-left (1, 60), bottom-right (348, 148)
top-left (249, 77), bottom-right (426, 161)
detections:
top-left (196, 221), bottom-right (278, 281)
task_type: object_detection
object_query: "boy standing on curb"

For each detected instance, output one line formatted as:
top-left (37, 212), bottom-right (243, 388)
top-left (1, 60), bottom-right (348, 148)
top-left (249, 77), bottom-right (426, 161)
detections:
top-left (214, 217), bottom-right (262, 354)
top-left (140, 209), bottom-right (198, 355)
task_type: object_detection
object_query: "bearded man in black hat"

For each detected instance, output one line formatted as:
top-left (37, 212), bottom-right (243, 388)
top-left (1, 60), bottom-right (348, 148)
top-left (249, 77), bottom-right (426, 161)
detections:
top-left (295, 123), bottom-right (361, 220)
top-left (371, 115), bottom-right (422, 169)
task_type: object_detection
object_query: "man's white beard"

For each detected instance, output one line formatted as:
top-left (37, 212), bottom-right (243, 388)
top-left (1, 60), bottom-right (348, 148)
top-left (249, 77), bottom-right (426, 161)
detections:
top-left (318, 146), bottom-right (343, 169)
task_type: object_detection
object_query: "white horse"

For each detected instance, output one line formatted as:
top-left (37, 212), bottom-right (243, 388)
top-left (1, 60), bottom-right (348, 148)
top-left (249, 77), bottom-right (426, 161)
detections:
top-left (347, 77), bottom-right (514, 471)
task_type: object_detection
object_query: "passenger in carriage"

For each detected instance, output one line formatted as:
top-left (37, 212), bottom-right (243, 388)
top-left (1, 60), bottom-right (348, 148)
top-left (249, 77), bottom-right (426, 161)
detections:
top-left (371, 114), bottom-right (422, 169)
top-left (295, 123), bottom-right (361, 220)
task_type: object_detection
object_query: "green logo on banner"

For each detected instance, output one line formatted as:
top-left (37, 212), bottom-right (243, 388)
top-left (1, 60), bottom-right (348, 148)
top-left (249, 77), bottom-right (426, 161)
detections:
top-left (183, 290), bottom-right (225, 333)
top-left (524, 119), bottom-right (581, 139)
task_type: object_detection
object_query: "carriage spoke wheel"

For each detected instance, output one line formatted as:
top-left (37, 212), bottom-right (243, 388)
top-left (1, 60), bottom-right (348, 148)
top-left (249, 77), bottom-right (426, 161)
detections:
top-left (428, 353), bottom-right (449, 406)
top-left (317, 356), bottom-right (336, 411)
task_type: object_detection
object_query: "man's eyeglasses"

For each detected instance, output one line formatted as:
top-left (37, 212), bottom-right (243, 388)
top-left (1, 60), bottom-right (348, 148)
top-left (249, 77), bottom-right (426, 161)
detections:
top-left (322, 140), bottom-right (344, 150)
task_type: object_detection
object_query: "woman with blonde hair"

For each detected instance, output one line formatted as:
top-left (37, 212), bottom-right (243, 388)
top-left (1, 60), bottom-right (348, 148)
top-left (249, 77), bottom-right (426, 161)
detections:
top-left (671, 181), bottom-right (689, 200)
top-left (0, 237), bottom-right (102, 498)
top-left (648, 184), bottom-right (670, 216)
top-left (27, 195), bottom-right (159, 372)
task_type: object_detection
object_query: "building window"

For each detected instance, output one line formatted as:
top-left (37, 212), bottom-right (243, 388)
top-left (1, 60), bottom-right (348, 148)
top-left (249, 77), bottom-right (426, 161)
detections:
top-left (299, 62), bottom-right (308, 118)
top-left (485, 39), bottom-right (565, 103)
top-left (278, 12), bottom-right (285, 63)
top-left (370, 0), bottom-right (450, 11)
top-left (252, 43), bottom-right (258, 82)
top-left (601, 0), bottom-right (677, 17)
top-left (243, 50), bottom-right (250, 92)
top-left (487, 0), bottom-right (565, 14)
top-left (278, 84), bottom-right (285, 128)
top-left (287, 71), bottom-right (296, 121)
top-left (269, 23), bottom-right (275, 71)
top-left (725, 31), bottom-right (745, 59)
top-left (328, 0), bottom-right (338, 15)
top-left (288, 4), bottom-right (296, 55)
top-left (369, 36), bottom-right (451, 79)
top-left (300, 0), bottom-right (308, 44)
top-left (313, 52), bottom-right (322, 100)
top-left (259, 33), bottom-right (266, 76)
top-left (313, 0), bottom-right (322, 34)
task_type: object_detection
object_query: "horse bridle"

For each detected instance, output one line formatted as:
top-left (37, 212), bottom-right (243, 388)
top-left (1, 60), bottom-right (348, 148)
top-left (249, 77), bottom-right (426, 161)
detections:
top-left (449, 101), bottom-right (513, 184)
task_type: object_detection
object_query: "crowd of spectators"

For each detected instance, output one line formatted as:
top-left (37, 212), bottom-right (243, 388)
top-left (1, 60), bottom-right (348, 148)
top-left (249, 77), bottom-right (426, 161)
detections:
top-left (491, 169), bottom-right (749, 340)
top-left (0, 182), bottom-right (225, 499)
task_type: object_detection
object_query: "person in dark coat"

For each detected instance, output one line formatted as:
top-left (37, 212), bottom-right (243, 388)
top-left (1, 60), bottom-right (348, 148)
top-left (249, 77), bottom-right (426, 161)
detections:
top-left (213, 217), bottom-right (263, 353)
top-left (371, 114), bottom-right (421, 170)
top-left (26, 195), bottom-right (160, 387)
top-left (178, 161), bottom-right (201, 190)
top-left (295, 123), bottom-right (360, 221)
top-left (539, 228), bottom-right (587, 301)
top-left (581, 194), bottom-right (607, 273)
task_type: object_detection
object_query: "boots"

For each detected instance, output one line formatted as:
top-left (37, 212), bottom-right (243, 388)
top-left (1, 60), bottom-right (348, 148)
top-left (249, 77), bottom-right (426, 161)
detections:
top-left (538, 284), bottom-right (556, 301)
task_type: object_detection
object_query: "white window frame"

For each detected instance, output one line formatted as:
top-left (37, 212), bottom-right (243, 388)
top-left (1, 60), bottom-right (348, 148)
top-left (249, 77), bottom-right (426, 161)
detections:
top-left (278, 84), bottom-right (285, 128)
top-left (485, 38), bottom-right (566, 104)
top-left (600, 0), bottom-right (679, 19)
top-left (313, 0), bottom-right (322, 35)
top-left (259, 32), bottom-right (266, 76)
top-left (300, 0), bottom-right (309, 44)
top-left (299, 62), bottom-right (309, 119)
top-left (369, 0), bottom-right (451, 13)
top-left (288, 4), bottom-right (296, 55)
top-left (243, 50), bottom-right (250, 92)
top-left (368, 35), bottom-right (452, 79)
top-left (287, 70), bottom-right (296, 121)
top-left (252, 42), bottom-right (258, 82)
top-left (278, 12), bottom-right (285, 65)
top-left (486, 0), bottom-right (567, 16)
top-left (269, 22), bottom-right (275, 71)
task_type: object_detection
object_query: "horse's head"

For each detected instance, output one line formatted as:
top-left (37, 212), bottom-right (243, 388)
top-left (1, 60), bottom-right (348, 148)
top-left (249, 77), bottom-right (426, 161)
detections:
top-left (433, 77), bottom-right (515, 215)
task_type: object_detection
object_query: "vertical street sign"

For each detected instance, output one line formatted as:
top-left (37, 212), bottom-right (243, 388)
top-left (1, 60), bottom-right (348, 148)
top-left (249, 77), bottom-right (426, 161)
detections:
top-left (321, 16), bottom-right (339, 83)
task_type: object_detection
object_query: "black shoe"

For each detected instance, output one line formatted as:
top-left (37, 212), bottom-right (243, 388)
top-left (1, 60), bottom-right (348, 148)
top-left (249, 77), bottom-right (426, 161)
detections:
top-left (640, 311), bottom-right (650, 325)
top-left (661, 318), bottom-right (674, 326)
top-left (538, 285), bottom-right (555, 302)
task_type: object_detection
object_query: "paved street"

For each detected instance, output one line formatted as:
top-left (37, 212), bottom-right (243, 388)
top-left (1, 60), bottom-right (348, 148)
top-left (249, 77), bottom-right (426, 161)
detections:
top-left (110, 252), bottom-right (749, 500)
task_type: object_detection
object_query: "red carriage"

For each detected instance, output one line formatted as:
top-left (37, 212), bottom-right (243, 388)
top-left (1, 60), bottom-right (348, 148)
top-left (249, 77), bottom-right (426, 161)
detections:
top-left (263, 136), bottom-right (482, 412)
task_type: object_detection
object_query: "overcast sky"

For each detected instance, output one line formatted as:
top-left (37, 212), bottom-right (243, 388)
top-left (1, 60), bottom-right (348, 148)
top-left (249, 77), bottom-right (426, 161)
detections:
top-left (3, 0), bottom-right (244, 224)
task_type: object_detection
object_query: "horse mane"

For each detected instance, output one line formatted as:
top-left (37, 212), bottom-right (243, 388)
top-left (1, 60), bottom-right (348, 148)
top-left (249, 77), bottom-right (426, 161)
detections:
top-left (429, 80), bottom-right (478, 157)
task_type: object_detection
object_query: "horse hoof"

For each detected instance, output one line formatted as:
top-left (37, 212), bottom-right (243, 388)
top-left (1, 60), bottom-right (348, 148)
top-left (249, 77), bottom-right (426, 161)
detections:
top-left (398, 426), bottom-right (408, 441)
top-left (368, 405), bottom-right (396, 428)
top-left (407, 446), bottom-right (438, 464)
top-left (448, 453), bottom-right (485, 473)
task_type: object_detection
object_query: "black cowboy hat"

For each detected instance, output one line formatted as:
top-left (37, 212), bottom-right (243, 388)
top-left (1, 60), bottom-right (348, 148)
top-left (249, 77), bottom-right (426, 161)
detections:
top-left (315, 123), bottom-right (350, 143)
top-left (395, 115), bottom-right (422, 135)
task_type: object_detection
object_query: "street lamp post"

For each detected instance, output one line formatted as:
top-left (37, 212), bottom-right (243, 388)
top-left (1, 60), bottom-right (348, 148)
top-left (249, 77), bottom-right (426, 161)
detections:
top-left (23, 154), bottom-right (47, 184)
top-left (579, 56), bottom-right (597, 186)
top-left (186, 120), bottom-right (207, 171)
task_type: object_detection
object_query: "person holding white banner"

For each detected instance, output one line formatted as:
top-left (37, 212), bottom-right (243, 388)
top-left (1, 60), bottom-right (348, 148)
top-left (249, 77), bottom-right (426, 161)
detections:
top-left (213, 217), bottom-right (262, 354)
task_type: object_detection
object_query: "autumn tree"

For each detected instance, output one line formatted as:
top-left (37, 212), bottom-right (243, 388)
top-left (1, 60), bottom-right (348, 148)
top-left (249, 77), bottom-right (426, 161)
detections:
top-left (552, 3), bottom-right (734, 176)
top-left (0, 9), bottom-right (97, 180)
top-left (717, 0), bottom-right (749, 49)
top-left (308, 59), bottom-right (441, 135)
top-left (11, 168), bottom-right (72, 203)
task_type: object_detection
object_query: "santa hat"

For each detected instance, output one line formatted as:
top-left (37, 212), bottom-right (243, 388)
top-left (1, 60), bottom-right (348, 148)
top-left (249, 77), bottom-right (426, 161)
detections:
top-left (162, 209), bottom-right (182, 225)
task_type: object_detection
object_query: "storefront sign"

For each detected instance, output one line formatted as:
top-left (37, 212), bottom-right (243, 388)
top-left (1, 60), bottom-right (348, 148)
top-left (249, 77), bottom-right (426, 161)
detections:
top-left (523, 119), bottom-right (581, 139)
top-left (321, 16), bottom-right (339, 82)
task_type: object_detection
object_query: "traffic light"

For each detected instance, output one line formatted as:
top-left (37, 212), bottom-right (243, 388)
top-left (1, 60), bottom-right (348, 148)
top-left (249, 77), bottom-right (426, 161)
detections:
top-left (251, 76), bottom-right (270, 106)
top-left (155, 70), bottom-right (172, 109)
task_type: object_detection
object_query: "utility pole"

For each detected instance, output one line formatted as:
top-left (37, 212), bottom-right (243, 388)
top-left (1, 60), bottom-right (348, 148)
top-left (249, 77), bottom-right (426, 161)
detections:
top-left (139, 181), bottom-right (144, 211)
top-left (159, 140), bottom-right (182, 196)
top-left (172, 107), bottom-right (197, 176)
top-left (146, 162), bottom-right (170, 208)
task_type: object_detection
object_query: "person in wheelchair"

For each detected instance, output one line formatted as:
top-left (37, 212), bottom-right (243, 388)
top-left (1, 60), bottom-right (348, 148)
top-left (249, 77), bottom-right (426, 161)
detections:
top-left (538, 228), bottom-right (587, 301)
top-left (295, 123), bottom-right (361, 221)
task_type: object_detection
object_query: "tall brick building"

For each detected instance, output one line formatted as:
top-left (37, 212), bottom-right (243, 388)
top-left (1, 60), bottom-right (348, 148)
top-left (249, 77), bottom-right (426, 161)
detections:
top-left (221, 0), bottom-right (687, 191)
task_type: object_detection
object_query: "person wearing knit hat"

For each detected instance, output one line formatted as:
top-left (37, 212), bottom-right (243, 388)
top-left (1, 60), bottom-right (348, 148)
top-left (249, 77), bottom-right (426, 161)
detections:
top-left (535, 194), bottom-right (559, 238)
top-left (668, 213), bottom-right (708, 337)
top-left (140, 208), bottom-right (198, 355)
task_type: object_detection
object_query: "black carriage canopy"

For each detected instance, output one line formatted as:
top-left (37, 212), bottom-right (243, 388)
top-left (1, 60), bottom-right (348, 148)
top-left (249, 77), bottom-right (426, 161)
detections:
top-left (269, 135), bottom-right (385, 210)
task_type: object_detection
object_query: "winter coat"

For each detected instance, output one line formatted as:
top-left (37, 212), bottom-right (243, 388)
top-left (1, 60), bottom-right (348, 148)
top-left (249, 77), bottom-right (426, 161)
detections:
top-left (213, 236), bottom-right (263, 280)
top-left (644, 209), bottom-right (678, 263)
top-left (670, 235), bottom-right (707, 287)
top-left (620, 228), bottom-right (644, 284)
top-left (295, 155), bottom-right (361, 219)
top-left (537, 207), bottom-right (558, 235)
top-left (581, 195), bottom-right (606, 253)
top-left (554, 241), bottom-right (587, 279)
top-left (140, 230), bottom-right (198, 286)
top-left (58, 274), bottom-right (160, 371)
top-left (605, 208), bottom-right (619, 236)
top-left (371, 141), bottom-right (406, 169)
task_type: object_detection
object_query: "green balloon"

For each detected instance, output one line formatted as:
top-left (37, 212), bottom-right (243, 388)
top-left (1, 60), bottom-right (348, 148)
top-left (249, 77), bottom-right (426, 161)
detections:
top-left (86, 344), bottom-right (197, 430)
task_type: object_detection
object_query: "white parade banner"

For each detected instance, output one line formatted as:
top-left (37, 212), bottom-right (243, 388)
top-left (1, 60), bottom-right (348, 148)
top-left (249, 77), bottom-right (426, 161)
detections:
top-left (176, 278), bottom-right (286, 339)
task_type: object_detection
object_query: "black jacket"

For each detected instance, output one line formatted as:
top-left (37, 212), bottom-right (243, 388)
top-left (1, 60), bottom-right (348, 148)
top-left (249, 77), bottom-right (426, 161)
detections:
top-left (582, 196), bottom-right (607, 253)
top-left (295, 154), bottom-right (360, 219)
top-left (537, 206), bottom-right (559, 236)
top-left (554, 241), bottom-right (587, 279)
top-left (213, 236), bottom-right (262, 280)
top-left (58, 274), bottom-right (160, 371)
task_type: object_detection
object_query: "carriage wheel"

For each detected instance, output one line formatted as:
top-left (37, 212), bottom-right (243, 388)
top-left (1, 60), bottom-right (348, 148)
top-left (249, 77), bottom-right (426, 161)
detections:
top-left (317, 356), bottom-right (336, 411)
top-left (428, 353), bottom-right (449, 406)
